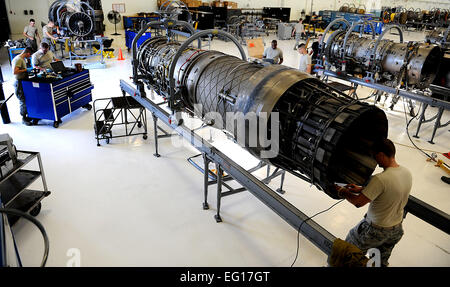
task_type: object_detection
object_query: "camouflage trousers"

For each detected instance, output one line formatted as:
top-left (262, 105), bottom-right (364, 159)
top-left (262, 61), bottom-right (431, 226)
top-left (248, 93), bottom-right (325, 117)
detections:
top-left (294, 32), bottom-right (307, 49)
top-left (25, 38), bottom-right (37, 52)
top-left (345, 219), bottom-right (404, 267)
top-left (14, 80), bottom-right (27, 117)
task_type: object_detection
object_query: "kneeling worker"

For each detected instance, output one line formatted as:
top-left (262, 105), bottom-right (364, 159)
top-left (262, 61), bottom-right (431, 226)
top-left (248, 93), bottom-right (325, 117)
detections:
top-left (32, 42), bottom-right (58, 71)
top-left (335, 138), bottom-right (412, 267)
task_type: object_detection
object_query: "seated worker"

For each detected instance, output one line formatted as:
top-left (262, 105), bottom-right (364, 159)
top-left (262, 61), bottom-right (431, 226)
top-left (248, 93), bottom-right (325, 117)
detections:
top-left (11, 47), bottom-right (34, 125)
top-left (298, 43), bottom-right (312, 74)
top-left (32, 42), bottom-right (58, 71)
top-left (23, 18), bottom-right (40, 52)
top-left (42, 21), bottom-right (60, 50)
top-left (262, 40), bottom-right (283, 65)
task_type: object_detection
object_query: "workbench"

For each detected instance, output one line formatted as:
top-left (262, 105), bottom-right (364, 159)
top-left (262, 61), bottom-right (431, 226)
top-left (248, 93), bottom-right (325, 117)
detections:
top-left (22, 69), bottom-right (93, 128)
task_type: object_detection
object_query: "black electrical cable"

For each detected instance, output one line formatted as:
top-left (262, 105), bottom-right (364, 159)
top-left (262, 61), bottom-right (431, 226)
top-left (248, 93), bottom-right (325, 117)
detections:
top-left (356, 89), bottom-right (378, 101)
top-left (393, 141), bottom-right (447, 154)
top-left (402, 100), bottom-right (450, 169)
top-left (290, 199), bottom-right (344, 267)
top-left (0, 93), bottom-right (14, 110)
top-left (0, 208), bottom-right (49, 267)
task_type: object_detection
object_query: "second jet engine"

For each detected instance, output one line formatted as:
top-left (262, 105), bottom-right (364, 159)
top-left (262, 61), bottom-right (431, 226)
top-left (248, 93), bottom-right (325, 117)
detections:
top-left (319, 21), bottom-right (441, 89)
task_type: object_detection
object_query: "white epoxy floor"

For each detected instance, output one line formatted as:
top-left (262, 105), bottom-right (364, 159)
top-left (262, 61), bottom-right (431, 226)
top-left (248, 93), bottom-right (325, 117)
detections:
top-left (0, 29), bottom-right (449, 267)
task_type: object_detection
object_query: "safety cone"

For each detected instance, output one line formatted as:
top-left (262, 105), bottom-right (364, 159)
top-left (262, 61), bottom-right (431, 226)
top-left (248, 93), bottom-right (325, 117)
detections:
top-left (117, 48), bottom-right (125, 61)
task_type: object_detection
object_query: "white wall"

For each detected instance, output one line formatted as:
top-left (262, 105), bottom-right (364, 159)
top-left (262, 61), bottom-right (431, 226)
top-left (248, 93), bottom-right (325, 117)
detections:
top-left (233, 0), bottom-right (450, 20)
top-left (5, 0), bottom-right (52, 35)
top-left (384, 0), bottom-right (450, 10)
top-left (5, 0), bottom-right (450, 36)
top-left (100, 0), bottom-right (157, 31)
top-left (4, 0), bottom-right (158, 35)
top-left (234, 0), bottom-right (336, 20)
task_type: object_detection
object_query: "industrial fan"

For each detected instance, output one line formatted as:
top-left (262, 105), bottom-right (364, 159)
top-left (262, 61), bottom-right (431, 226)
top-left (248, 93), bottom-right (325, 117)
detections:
top-left (107, 10), bottom-right (122, 36)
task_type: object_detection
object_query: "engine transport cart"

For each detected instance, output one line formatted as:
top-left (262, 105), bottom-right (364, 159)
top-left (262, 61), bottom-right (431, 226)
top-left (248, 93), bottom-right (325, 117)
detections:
top-left (93, 95), bottom-right (148, 146)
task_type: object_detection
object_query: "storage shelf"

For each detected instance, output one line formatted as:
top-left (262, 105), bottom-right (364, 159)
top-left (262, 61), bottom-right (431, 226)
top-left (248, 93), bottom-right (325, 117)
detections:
top-left (7, 189), bottom-right (51, 225)
top-left (0, 170), bottom-right (42, 207)
top-left (0, 151), bottom-right (39, 182)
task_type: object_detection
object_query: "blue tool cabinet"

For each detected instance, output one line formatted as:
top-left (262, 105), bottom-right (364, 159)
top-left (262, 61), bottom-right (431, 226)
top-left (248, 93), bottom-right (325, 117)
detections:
top-left (123, 16), bottom-right (159, 30)
top-left (125, 30), bottom-right (152, 51)
top-left (22, 70), bottom-right (93, 128)
top-left (364, 21), bottom-right (383, 34)
top-left (319, 10), bottom-right (378, 33)
top-left (8, 48), bottom-right (25, 64)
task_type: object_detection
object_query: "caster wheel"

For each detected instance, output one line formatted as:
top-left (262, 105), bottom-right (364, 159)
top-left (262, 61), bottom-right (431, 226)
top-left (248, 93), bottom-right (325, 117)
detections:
top-left (97, 143), bottom-right (101, 147)
top-left (53, 121), bottom-right (59, 128)
top-left (138, 122), bottom-right (142, 128)
top-left (30, 203), bottom-right (41, 217)
top-left (106, 138), bottom-right (110, 144)
top-left (84, 104), bottom-right (92, 111)
top-left (143, 135), bottom-right (148, 140)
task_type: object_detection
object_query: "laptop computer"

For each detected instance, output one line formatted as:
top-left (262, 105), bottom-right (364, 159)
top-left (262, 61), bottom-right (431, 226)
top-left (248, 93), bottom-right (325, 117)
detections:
top-left (50, 61), bottom-right (66, 74)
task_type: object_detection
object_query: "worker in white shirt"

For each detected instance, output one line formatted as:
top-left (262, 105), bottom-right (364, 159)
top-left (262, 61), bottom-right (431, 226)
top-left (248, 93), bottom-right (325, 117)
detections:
top-left (297, 43), bottom-right (312, 74)
top-left (292, 18), bottom-right (306, 50)
top-left (262, 40), bottom-right (284, 65)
